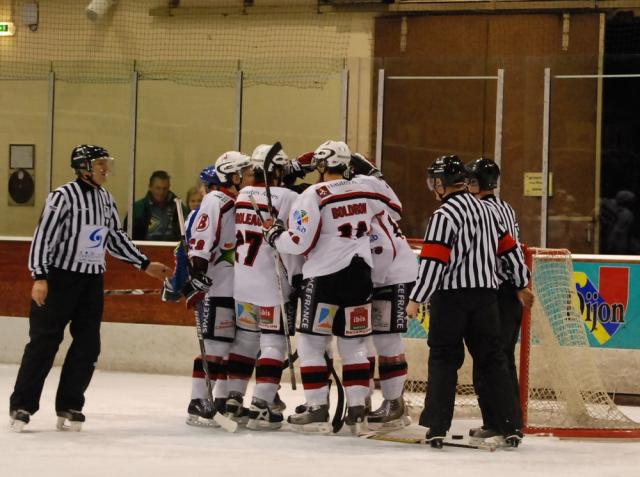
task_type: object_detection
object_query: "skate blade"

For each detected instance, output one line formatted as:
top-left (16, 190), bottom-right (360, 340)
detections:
top-left (186, 415), bottom-right (219, 428)
top-left (366, 417), bottom-right (410, 432)
top-left (288, 422), bottom-right (332, 434)
top-left (56, 417), bottom-right (82, 432)
top-left (9, 419), bottom-right (27, 433)
top-left (246, 419), bottom-right (283, 431)
top-left (347, 421), bottom-right (367, 436)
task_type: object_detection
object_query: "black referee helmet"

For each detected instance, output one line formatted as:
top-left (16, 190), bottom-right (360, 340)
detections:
top-left (427, 155), bottom-right (467, 190)
top-left (466, 157), bottom-right (500, 191)
top-left (70, 145), bottom-right (111, 172)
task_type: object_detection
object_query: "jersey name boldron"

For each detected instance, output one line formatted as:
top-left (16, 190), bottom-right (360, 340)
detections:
top-left (331, 202), bottom-right (367, 219)
top-left (235, 212), bottom-right (261, 226)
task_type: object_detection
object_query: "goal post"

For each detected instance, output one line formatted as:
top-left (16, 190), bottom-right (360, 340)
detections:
top-left (401, 245), bottom-right (640, 438)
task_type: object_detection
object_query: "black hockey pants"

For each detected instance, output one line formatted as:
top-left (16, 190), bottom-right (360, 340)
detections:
top-left (473, 282), bottom-right (524, 429)
top-left (419, 288), bottom-right (520, 435)
top-left (10, 268), bottom-right (103, 415)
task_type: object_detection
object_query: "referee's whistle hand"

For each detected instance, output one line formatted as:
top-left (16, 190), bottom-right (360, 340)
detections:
top-left (406, 300), bottom-right (420, 319)
top-left (145, 262), bottom-right (171, 281)
top-left (31, 280), bottom-right (48, 307)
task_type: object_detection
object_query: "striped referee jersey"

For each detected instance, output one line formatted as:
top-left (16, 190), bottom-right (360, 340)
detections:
top-left (29, 179), bottom-right (149, 279)
top-left (409, 190), bottom-right (529, 304)
top-left (482, 194), bottom-right (521, 284)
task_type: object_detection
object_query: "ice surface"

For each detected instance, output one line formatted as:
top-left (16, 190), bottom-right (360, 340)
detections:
top-left (2, 364), bottom-right (640, 477)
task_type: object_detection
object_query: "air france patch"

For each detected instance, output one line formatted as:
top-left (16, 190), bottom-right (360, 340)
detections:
top-left (312, 303), bottom-right (338, 335)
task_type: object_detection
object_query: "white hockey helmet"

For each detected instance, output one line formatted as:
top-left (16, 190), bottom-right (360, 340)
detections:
top-left (312, 140), bottom-right (352, 171)
top-left (250, 144), bottom-right (290, 173)
top-left (214, 151), bottom-right (251, 184)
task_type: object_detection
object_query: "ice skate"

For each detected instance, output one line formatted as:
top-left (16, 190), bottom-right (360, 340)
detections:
top-left (9, 409), bottom-right (30, 433)
top-left (246, 398), bottom-right (284, 431)
top-left (344, 405), bottom-right (367, 435)
top-left (426, 430), bottom-right (446, 449)
top-left (468, 426), bottom-right (502, 445)
top-left (56, 409), bottom-right (85, 432)
top-left (366, 397), bottom-right (410, 431)
top-left (272, 388), bottom-right (286, 413)
top-left (186, 398), bottom-right (218, 428)
top-left (287, 404), bottom-right (331, 433)
top-left (225, 392), bottom-right (249, 426)
top-left (294, 381), bottom-right (331, 414)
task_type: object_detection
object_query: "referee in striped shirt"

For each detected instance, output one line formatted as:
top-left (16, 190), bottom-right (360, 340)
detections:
top-left (10, 145), bottom-right (169, 431)
top-left (466, 157), bottom-right (529, 439)
top-left (405, 155), bottom-right (533, 448)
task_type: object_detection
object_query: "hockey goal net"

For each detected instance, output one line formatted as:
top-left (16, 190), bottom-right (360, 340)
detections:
top-left (402, 246), bottom-right (640, 438)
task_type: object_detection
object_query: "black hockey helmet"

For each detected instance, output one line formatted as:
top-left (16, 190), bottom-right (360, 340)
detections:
top-left (70, 145), bottom-right (112, 171)
top-left (426, 155), bottom-right (467, 191)
top-left (466, 157), bottom-right (500, 191)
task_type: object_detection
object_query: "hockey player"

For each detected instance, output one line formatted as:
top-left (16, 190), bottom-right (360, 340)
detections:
top-left (262, 140), bottom-right (400, 433)
top-left (466, 157), bottom-right (531, 440)
top-left (233, 144), bottom-right (301, 430)
top-left (405, 155), bottom-right (531, 448)
top-left (350, 153), bottom-right (417, 430)
top-left (184, 152), bottom-right (254, 426)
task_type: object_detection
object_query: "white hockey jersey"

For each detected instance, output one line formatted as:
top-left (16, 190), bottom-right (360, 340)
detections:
top-left (274, 176), bottom-right (401, 279)
top-left (233, 186), bottom-right (302, 306)
top-left (356, 176), bottom-right (418, 287)
top-left (188, 188), bottom-right (237, 297)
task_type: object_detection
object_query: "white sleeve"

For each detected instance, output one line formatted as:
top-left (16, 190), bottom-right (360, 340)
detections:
top-left (274, 191), bottom-right (321, 256)
top-left (188, 195), bottom-right (221, 261)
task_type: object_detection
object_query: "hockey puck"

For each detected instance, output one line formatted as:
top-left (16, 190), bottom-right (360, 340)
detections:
top-left (452, 434), bottom-right (464, 440)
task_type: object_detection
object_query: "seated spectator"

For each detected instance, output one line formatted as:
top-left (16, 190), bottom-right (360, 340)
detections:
top-left (185, 186), bottom-right (204, 211)
top-left (125, 170), bottom-right (189, 241)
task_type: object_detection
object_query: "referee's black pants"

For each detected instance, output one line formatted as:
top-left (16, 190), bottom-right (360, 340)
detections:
top-left (10, 268), bottom-right (103, 415)
top-left (419, 288), bottom-right (520, 435)
top-left (473, 282), bottom-right (523, 429)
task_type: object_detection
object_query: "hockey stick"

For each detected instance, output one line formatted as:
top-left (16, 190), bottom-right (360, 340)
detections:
top-left (175, 198), bottom-right (237, 433)
top-left (262, 142), bottom-right (282, 218)
top-left (327, 351), bottom-right (346, 434)
top-left (247, 194), bottom-right (297, 390)
top-left (359, 432), bottom-right (497, 451)
top-left (104, 288), bottom-right (160, 296)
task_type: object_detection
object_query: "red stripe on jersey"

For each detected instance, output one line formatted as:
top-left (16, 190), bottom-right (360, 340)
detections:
top-left (302, 218), bottom-right (322, 256)
top-left (228, 353), bottom-right (256, 365)
top-left (498, 233), bottom-right (517, 255)
top-left (419, 243), bottom-right (451, 264)
top-left (320, 191), bottom-right (400, 214)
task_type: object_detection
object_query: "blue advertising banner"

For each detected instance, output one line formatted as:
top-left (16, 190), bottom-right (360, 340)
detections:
top-left (405, 259), bottom-right (640, 350)
top-left (573, 261), bottom-right (640, 349)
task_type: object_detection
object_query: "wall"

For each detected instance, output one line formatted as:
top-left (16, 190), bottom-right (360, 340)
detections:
top-left (374, 13), bottom-right (600, 249)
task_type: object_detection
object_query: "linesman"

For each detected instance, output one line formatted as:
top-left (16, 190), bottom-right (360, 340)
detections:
top-left (405, 155), bottom-right (533, 448)
top-left (9, 145), bottom-right (169, 432)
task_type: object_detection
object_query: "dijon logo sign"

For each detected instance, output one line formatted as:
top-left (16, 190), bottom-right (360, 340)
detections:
top-left (574, 267), bottom-right (629, 345)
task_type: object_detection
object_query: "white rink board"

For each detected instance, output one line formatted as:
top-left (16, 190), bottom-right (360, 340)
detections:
top-left (2, 364), bottom-right (640, 477)
top-left (2, 316), bottom-right (640, 394)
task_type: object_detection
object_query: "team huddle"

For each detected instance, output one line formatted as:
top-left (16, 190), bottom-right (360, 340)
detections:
top-left (9, 139), bottom-right (532, 449)
top-left (161, 141), bottom-right (533, 448)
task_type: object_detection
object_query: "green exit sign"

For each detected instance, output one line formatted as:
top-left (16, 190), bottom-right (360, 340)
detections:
top-left (0, 22), bottom-right (15, 36)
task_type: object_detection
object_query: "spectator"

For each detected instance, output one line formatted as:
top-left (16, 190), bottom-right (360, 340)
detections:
top-left (185, 186), bottom-right (204, 211)
top-left (126, 170), bottom-right (189, 241)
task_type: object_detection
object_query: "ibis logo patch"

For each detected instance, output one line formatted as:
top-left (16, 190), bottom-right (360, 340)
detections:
top-left (574, 266), bottom-right (629, 345)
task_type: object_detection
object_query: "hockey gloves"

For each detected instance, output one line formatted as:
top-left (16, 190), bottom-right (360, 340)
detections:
top-left (183, 272), bottom-right (212, 309)
top-left (351, 153), bottom-right (383, 179)
top-left (262, 218), bottom-right (286, 248)
top-left (282, 160), bottom-right (307, 187)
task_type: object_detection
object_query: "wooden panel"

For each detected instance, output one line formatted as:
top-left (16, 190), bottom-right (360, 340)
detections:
top-left (374, 13), bottom-right (600, 249)
top-left (0, 240), bottom-right (193, 327)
